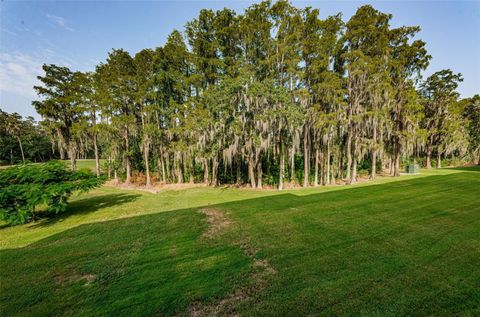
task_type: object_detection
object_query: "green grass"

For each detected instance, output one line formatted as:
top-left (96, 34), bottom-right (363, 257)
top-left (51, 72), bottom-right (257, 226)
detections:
top-left (76, 159), bottom-right (104, 172)
top-left (0, 159), bottom-right (103, 172)
top-left (1, 167), bottom-right (479, 316)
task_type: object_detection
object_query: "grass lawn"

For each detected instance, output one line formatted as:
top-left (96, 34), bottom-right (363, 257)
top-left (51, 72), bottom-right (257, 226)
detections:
top-left (76, 159), bottom-right (104, 172)
top-left (0, 159), bottom-right (103, 172)
top-left (1, 167), bottom-right (479, 316)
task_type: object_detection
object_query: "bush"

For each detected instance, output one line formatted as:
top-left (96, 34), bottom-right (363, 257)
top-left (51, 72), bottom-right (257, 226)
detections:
top-left (0, 161), bottom-right (104, 225)
top-left (131, 171), bottom-right (147, 185)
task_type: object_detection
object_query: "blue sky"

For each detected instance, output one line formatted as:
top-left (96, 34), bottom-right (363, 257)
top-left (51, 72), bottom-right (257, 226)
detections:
top-left (1, 0), bottom-right (479, 119)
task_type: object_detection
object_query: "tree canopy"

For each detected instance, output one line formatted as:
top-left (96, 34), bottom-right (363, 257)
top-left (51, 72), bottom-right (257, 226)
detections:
top-left (0, 161), bottom-right (104, 224)
top-left (20, 1), bottom-right (477, 189)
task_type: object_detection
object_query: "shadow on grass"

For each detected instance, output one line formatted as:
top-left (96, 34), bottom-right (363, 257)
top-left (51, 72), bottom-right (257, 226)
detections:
top-left (0, 206), bottom-right (249, 317)
top-left (32, 193), bottom-right (141, 228)
top-left (10, 166), bottom-right (477, 230)
top-left (1, 170), bottom-right (479, 316)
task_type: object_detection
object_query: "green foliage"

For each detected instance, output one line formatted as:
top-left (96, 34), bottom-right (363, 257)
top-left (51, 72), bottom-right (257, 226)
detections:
top-left (0, 161), bottom-right (104, 225)
top-left (0, 110), bottom-right (55, 164)
top-left (421, 70), bottom-right (466, 161)
top-left (462, 95), bottom-right (480, 163)
top-left (29, 1), bottom-right (477, 189)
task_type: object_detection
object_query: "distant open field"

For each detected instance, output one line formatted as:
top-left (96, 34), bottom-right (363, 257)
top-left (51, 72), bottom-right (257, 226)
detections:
top-left (76, 159), bottom-right (103, 171)
top-left (1, 166), bottom-right (479, 316)
top-left (0, 159), bottom-right (104, 172)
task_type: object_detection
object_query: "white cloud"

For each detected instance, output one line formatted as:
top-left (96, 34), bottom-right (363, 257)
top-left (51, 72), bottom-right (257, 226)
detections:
top-left (0, 51), bottom-right (74, 100)
top-left (0, 52), bottom-right (41, 98)
top-left (45, 13), bottom-right (74, 32)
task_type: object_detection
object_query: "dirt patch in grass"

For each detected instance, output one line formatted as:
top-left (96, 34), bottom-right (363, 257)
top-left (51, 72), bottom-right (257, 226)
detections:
top-left (105, 181), bottom-right (160, 193)
top-left (105, 181), bottom-right (209, 193)
top-left (187, 208), bottom-right (276, 317)
top-left (54, 272), bottom-right (97, 287)
top-left (199, 208), bottom-right (232, 240)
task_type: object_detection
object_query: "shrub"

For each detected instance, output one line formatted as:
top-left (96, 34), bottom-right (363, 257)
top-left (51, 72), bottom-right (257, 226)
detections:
top-left (0, 161), bottom-right (104, 225)
top-left (131, 171), bottom-right (147, 185)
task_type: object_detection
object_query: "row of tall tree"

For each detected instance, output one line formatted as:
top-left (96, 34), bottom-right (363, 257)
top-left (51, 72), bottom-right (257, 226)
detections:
top-left (30, 2), bottom-right (479, 189)
top-left (0, 111), bottom-right (56, 164)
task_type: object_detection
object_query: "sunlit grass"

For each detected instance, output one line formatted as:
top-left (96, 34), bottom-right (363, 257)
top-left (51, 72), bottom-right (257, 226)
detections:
top-left (1, 166), bottom-right (479, 316)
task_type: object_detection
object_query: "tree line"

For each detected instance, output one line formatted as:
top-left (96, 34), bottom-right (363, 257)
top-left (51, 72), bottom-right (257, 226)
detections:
top-left (24, 1), bottom-right (479, 189)
top-left (0, 111), bottom-right (55, 164)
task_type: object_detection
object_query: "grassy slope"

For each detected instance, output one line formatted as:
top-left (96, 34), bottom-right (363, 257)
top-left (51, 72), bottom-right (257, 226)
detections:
top-left (1, 167), bottom-right (479, 316)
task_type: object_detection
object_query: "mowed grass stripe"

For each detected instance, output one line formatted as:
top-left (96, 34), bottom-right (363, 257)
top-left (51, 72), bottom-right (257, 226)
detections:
top-left (221, 171), bottom-right (480, 315)
top-left (0, 167), bottom-right (479, 316)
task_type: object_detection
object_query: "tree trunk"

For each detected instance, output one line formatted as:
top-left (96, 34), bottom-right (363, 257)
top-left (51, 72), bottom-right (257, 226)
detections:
top-left (426, 140), bottom-right (432, 169)
top-left (212, 157), bottom-right (219, 186)
top-left (248, 156), bottom-right (256, 189)
top-left (16, 136), bottom-right (25, 162)
top-left (107, 155), bottom-right (111, 179)
top-left (144, 143), bottom-right (151, 187)
top-left (189, 159), bottom-right (194, 184)
top-left (165, 153), bottom-right (171, 181)
top-left (303, 126), bottom-right (310, 187)
top-left (313, 148), bottom-right (319, 187)
top-left (326, 139), bottom-right (331, 185)
top-left (59, 138), bottom-right (65, 160)
top-left (124, 127), bottom-right (131, 184)
top-left (68, 142), bottom-right (76, 171)
top-left (125, 158), bottom-right (131, 183)
top-left (349, 130), bottom-right (358, 184)
top-left (436, 151), bottom-right (442, 168)
top-left (394, 140), bottom-right (401, 176)
top-left (279, 144), bottom-right (284, 190)
top-left (290, 146), bottom-right (296, 183)
top-left (266, 155), bottom-right (271, 181)
top-left (338, 155), bottom-right (344, 180)
top-left (331, 155), bottom-right (336, 184)
top-left (322, 150), bottom-right (327, 185)
top-left (236, 157), bottom-right (242, 185)
top-left (380, 151), bottom-right (386, 174)
top-left (371, 150), bottom-right (377, 180)
top-left (203, 158), bottom-right (209, 185)
top-left (370, 124), bottom-right (377, 179)
top-left (256, 161), bottom-right (263, 189)
top-left (351, 158), bottom-right (357, 184)
top-left (176, 152), bottom-right (183, 184)
top-left (346, 132), bottom-right (352, 181)
top-left (112, 152), bottom-right (118, 183)
top-left (93, 133), bottom-right (100, 177)
top-left (159, 154), bottom-right (166, 184)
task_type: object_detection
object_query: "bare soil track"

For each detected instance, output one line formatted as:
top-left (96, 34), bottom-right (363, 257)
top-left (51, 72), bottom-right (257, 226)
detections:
top-left (187, 208), bottom-right (276, 317)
